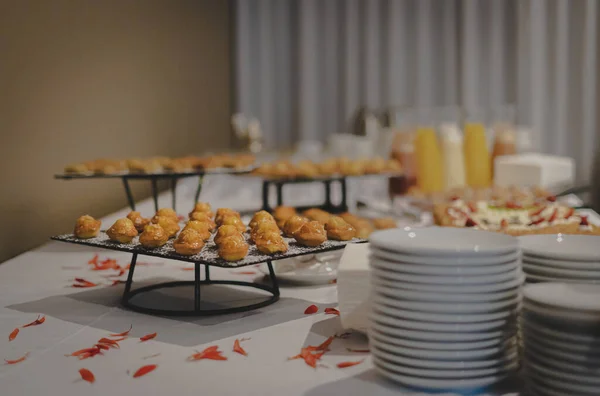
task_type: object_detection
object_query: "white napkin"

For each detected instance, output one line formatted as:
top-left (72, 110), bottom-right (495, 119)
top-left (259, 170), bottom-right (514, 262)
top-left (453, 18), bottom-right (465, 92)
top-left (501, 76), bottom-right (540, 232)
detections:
top-left (337, 243), bottom-right (371, 334)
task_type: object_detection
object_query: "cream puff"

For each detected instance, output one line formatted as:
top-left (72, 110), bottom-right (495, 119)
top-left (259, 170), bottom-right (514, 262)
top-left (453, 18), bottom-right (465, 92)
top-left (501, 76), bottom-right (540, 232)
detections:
top-left (183, 220), bottom-right (212, 241)
top-left (154, 208), bottom-right (178, 222)
top-left (217, 235), bottom-right (249, 262)
top-left (173, 228), bottom-right (205, 256)
top-left (255, 231), bottom-right (288, 254)
top-left (106, 218), bottom-right (138, 243)
top-left (139, 224), bottom-right (169, 248)
top-left (282, 215), bottom-right (309, 237)
top-left (189, 211), bottom-right (216, 231)
top-left (220, 216), bottom-right (246, 233)
top-left (126, 211), bottom-right (151, 233)
top-left (151, 215), bottom-right (180, 238)
top-left (249, 210), bottom-right (275, 229)
top-left (214, 225), bottom-right (244, 246)
top-left (294, 221), bottom-right (327, 247)
top-left (325, 216), bottom-right (356, 241)
top-left (302, 208), bottom-right (330, 225)
top-left (74, 215), bottom-right (101, 239)
top-left (215, 208), bottom-right (241, 226)
top-left (189, 202), bottom-right (214, 219)
top-left (372, 217), bottom-right (397, 230)
top-left (273, 206), bottom-right (297, 228)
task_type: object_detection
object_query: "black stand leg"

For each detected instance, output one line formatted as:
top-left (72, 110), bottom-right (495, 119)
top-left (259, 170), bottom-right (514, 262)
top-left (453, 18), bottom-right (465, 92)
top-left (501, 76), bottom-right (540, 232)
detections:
top-left (122, 253), bottom-right (138, 302)
top-left (276, 183), bottom-right (283, 206)
top-left (262, 180), bottom-right (271, 211)
top-left (151, 179), bottom-right (159, 212)
top-left (266, 260), bottom-right (280, 297)
top-left (324, 180), bottom-right (332, 208)
top-left (122, 178), bottom-right (136, 211)
top-left (194, 262), bottom-right (201, 311)
top-left (205, 265), bottom-right (210, 281)
top-left (171, 177), bottom-right (177, 211)
top-left (339, 177), bottom-right (348, 212)
top-left (194, 175), bottom-right (204, 203)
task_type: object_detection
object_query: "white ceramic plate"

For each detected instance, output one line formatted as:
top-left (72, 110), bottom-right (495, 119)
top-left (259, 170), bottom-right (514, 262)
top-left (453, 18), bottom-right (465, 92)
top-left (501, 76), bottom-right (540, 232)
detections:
top-left (519, 234), bottom-right (600, 261)
top-left (370, 256), bottom-right (520, 276)
top-left (523, 254), bottom-right (600, 270)
top-left (369, 327), bottom-right (506, 350)
top-left (373, 359), bottom-right (511, 391)
top-left (257, 254), bottom-right (338, 285)
top-left (522, 328), bottom-right (600, 354)
top-left (521, 318), bottom-right (600, 343)
top-left (369, 341), bottom-right (518, 370)
top-left (373, 282), bottom-right (521, 303)
top-left (372, 302), bottom-right (518, 324)
top-left (369, 310), bottom-right (514, 333)
top-left (525, 354), bottom-right (600, 384)
top-left (371, 346), bottom-right (517, 378)
top-left (372, 291), bottom-right (520, 314)
top-left (370, 227), bottom-right (519, 257)
top-left (523, 262), bottom-right (600, 278)
top-left (371, 270), bottom-right (525, 293)
top-left (524, 273), bottom-right (600, 284)
top-left (523, 300), bottom-right (600, 322)
top-left (371, 247), bottom-right (520, 266)
top-left (525, 364), bottom-right (599, 394)
top-left (523, 349), bottom-right (600, 376)
top-left (370, 263), bottom-right (521, 285)
top-left (371, 319), bottom-right (513, 342)
top-left (524, 336), bottom-right (600, 365)
top-left (526, 379), bottom-right (576, 396)
top-left (524, 283), bottom-right (600, 312)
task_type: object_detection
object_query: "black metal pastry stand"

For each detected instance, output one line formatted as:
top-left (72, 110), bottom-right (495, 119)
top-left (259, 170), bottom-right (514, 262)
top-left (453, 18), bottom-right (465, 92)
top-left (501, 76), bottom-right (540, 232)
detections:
top-left (51, 233), bottom-right (365, 317)
top-left (55, 168), bottom-right (252, 213)
top-left (261, 176), bottom-right (349, 214)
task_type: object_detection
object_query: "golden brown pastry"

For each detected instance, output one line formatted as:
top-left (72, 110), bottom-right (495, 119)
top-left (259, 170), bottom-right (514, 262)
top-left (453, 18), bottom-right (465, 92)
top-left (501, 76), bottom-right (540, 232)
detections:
top-left (255, 231), bottom-right (288, 254)
top-left (106, 218), bottom-right (138, 243)
top-left (74, 215), bottom-right (101, 239)
top-left (294, 221), bottom-right (328, 247)
top-left (250, 220), bottom-right (281, 242)
top-left (154, 208), bottom-right (179, 222)
top-left (282, 215), bottom-right (309, 237)
top-left (221, 216), bottom-right (246, 233)
top-left (189, 211), bottom-right (216, 231)
top-left (215, 208), bottom-right (241, 226)
top-left (173, 228), bottom-right (205, 256)
top-left (354, 220), bottom-right (375, 239)
top-left (365, 157), bottom-right (386, 174)
top-left (340, 159), bottom-right (366, 176)
top-left (249, 210), bottom-right (276, 229)
top-left (64, 163), bottom-right (88, 174)
top-left (372, 217), bottom-right (397, 230)
top-left (295, 161), bottom-right (320, 178)
top-left (325, 216), bottom-right (356, 241)
top-left (303, 208), bottom-right (331, 225)
top-left (127, 159), bottom-right (161, 173)
top-left (318, 158), bottom-right (339, 175)
top-left (139, 224), bottom-right (169, 248)
top-left (385, 159), bottom-right (403, 173)
top-left (273, 206), bottom-right (297, 228)
top-left (126, 211), bottom-right (151, 233)
top-left (183, 220), bottom-right (212, 241)
top-left (189, 202), bottom-right (214, 219)
top-left (151, 215), bottom-right (181, 238)
top-left (217, 235), bottom-right (249, 262)
top-left (214, 225), bottom-right (243, 246)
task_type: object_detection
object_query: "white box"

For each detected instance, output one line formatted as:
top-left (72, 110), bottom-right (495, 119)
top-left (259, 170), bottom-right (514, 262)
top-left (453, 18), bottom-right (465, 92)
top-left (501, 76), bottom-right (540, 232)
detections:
top-left (494, 153), bottom-right (575, 190)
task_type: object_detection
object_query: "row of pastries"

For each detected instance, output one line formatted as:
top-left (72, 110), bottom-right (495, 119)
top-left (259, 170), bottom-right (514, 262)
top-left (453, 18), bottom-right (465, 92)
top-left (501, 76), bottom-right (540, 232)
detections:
top-left (252, 157), bottom-right (402, 178)
top-left (73, 204), bottom-right (397, 262)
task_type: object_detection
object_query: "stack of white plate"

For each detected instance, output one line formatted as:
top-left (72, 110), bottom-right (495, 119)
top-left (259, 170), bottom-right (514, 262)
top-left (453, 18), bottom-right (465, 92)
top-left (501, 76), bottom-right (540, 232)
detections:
top-left (520, 234), bottom-right (600, 283)
top-left (522, 283), bottom-right (600, 395)
top-left (368, 227), bottom-right (523, 394)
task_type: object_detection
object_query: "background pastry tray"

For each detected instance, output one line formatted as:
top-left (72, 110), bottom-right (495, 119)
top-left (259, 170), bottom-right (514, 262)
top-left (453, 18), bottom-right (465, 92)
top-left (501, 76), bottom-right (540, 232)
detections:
top-left (51, 232), bottom-right (367, 267)
top-left (55, 165), bottom-right (256, 179)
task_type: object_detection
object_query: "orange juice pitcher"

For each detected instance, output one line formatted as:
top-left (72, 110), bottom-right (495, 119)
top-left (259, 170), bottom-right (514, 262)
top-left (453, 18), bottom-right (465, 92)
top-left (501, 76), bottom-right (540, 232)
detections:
top-left (464, 122), bottom-right (492, 188)
top-left (414, 127), bottom-right (444, 193)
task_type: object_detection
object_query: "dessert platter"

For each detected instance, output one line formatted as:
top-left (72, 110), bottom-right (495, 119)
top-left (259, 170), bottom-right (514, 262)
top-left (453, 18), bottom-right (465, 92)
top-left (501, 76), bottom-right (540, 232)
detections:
top-left (249, 157), bottom-right (404, 213)
top-left (56, 153), bottom-right (257, 211)
top-left (52, 204), bottom-right (367, 316)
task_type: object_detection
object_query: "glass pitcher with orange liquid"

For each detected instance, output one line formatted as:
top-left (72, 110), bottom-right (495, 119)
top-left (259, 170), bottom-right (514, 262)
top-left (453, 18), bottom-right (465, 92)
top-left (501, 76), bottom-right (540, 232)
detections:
top-left (414, 117), bottom-right (444, 194)
top-left (463, 109), bottom-right (492, 188)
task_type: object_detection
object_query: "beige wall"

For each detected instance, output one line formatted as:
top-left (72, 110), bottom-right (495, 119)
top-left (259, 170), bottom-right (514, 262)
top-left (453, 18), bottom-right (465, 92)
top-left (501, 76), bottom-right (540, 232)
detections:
top-left (0, 0), bottom-right (232, 262)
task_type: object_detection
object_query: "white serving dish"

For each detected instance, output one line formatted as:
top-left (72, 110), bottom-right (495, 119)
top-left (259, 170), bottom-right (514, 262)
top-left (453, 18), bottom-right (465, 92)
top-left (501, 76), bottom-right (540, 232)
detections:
top-left (522, 328), bottom-right (600, 354)
top-left (370, 263), bottom-right (520, 285)
top-left (371, 247), bottom-right (520, 266)
top-left (373, 282), bottom-right (520, 303)
top-left (524, 336), bottom-right (600, 364)
top-left (524, 283), bottom-right (600, 312)
top-left (369, 327), bottom-right (505, 351)
top-left (373, 303), bottom-right (518, 324)
top-left (494, 152), bottom-right (575, 190)
top-left (521, 318), bottom-right (600, 343)
top-left (370, 256), bottom-right (519, 276)
top-left (525, 364), bottom-right (599, 394)
top-left (519, 234), bottom-right (600, 261)
top-left (371, 320), bottom-right (511, 342)
top-left (524, 273), bottom-right (600, 283)
top-left (370, 227), bottom-right (518, 257)
top-left (523, 254), bottom-right (600, 270)
top-left (523, 349), bottom-right (600, 375)
top-left (523, 262), bottom-right (600, 278)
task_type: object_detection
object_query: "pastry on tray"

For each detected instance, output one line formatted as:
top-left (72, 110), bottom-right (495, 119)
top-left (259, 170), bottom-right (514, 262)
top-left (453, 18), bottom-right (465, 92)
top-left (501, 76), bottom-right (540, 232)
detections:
top-left (151, 215), bottom-right (180, 238)
top-left (74, 215), bottom-right (101, 239)
top-left (126, 211), bottom-right (151, 233)
top-left (372, 217), bottom-right (398, 230)
top-left (249, 210), bottom-right (275, 229)
top-left (220, 216), bottom-right (246, 233)
top-left (106, 218), bottom-right (138, 243)
top-left (183, 220), bottom-right (212, 241)
top-left (302, 208), bottom-right (331, 225)
top-left (217, 234), bottom-right (249, 261)
top-left (339, 213), bottom-right (374, 239)
top-left (325, 216), bottom-right (356, 241)
top-left (173, 228), bottom-right (205, 256)
top-left (433, 199), bottom-right (600, 236)
top-left (273, 206), bottom-right (297, 228)
top-left (255, 231), bottom-right (288, 254)
top-left (64, 163), bottom-right (89, 174)
top-left (295, 161), bottom-right (320, 178)
top-left (294, 221), bottom-right (327, 247)
top-left (282, 215), bottom-right (309, 237)
top-left (215, 208), bottom-right (241, 226)
top-left (189, 211), bottom-right (216, 231)
top-left (214, 225), bottom-right (243, 246)
top-left (139, 224), bottom-right (169, 248)
top-left (364, 157), bottom-right (386, 174)
top-left (189, 202), bottom-right (214, 219)
top-left (154, 208), bottom-right (178, 222)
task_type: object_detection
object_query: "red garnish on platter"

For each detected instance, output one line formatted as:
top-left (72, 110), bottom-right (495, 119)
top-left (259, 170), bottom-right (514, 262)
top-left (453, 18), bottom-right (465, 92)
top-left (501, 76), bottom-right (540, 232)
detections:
top-left (97, 338), bottom-right (120, 348)
top-left (22, 315), bottom-right (45, 328)
top-left (316, 336), bottom-right (334, 351)
top-left (530, 206), bottom-right (546, 217)
top-left (72, 278), bottom-right (98, 288)
top-left (547, 195), bottom-right (557, 202)
top-left (132, 364), bottom-right (157, 378)
top-left (231, 271), bottom-right (257, 275)
top-left (5, 353), bottom-right (29, 365)
top-left (464, 218), bottom-right (477, 227)
top-left (66, 347), bottom-right (102, 358)
top-left (188, 346), bottom-right (227, 361)
top-left (346, 348), bottom-right (370, 353)
top-left (79, 368), bottom-right (95, 383)
top-left (233, 339), bottom-right (248, 356)
top-left (324, 307), bottom-right (340, 316)
top-left (304, 304), bottom-right (318, 314)
top-left (9, 328), bottom-right (18, 341)
top-left (337, 360), bottom-right (364, 368)
top-left (505, 201), bottom-right (522, 209)
top-left (529, 217), bottom-right (545, 226)
top-left (500, 219), bottom-right (508, 229)
top-left (94, 344), bottom-right (109, 351)
top-left (110, 325), bottom-right (132, 337)
top-left (466, 202), bottom-right (477, 213)
top-left (140, 333), bottom-right (157, 342)
top-left (564, 208), bottom-right (575, 219)
top-left (580, 216), bottom-right (589, 226)
top-left (88, 254), bottom-right (99, 267)
top-left (547, 208), bottom-right (558, 223)
top-left (449, 195), bottom-right (460, 201)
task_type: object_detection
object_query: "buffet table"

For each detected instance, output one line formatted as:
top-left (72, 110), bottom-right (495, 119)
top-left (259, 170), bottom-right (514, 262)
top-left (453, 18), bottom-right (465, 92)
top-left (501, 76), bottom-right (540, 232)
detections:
top-left (0, 176), bottom-right (522, 395)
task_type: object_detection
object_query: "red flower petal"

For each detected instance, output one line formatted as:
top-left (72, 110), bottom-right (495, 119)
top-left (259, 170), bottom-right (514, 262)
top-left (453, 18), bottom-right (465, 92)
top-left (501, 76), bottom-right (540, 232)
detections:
top-left (140, 332), bottom-right (157, 342)
top-left (9, 328), bottom-right (18, 342)
top-left (304, 304), bottom-right (318, 314)
top-left (132, 364), bottom-right (157, 378)
top-left (79, 368), bottom-right (95, 383)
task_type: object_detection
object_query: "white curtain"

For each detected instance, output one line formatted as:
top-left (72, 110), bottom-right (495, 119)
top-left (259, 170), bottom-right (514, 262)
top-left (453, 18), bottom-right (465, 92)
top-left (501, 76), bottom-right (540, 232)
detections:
top-left (234, 0), bottom-right (599, 183)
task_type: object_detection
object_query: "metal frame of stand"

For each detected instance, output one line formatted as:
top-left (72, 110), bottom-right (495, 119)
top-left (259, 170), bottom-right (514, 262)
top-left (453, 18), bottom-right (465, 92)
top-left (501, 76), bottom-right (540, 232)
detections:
top-left (261, 176), bottom-right (348, 214)
top-left (121, 253), bottom-right (280, 317)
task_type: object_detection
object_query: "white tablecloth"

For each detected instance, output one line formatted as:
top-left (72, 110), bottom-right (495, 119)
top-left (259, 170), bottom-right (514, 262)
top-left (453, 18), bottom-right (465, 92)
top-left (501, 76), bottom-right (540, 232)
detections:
top-left (0, 176), bottom-right (522, 395)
